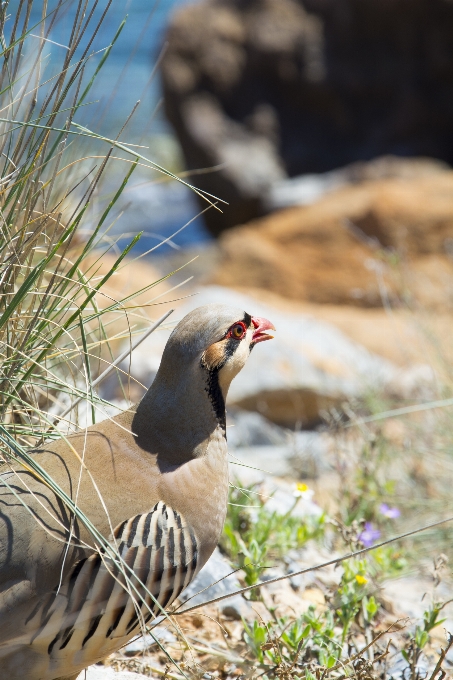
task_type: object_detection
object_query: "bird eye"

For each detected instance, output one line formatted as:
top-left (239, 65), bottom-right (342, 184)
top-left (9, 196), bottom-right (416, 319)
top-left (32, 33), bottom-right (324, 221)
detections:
top-left (229, 322), bottom-right (246, 339)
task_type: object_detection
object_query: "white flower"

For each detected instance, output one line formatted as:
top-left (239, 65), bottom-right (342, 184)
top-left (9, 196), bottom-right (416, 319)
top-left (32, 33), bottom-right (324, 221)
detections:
top-left (293, 482), bottom-right (314, 502)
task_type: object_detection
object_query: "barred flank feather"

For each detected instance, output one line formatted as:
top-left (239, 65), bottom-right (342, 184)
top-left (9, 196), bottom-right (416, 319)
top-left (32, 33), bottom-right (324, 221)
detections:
top-left (27, 503), bottom-right (199, 670)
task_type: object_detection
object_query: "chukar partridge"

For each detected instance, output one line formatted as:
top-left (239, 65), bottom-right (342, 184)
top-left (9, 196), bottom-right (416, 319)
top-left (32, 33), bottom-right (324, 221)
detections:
top-left (0, 303), bottom-right (274, 680)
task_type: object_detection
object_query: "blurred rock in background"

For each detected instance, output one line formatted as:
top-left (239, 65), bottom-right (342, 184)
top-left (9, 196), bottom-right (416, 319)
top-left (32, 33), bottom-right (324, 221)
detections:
top-left (161, 0), bottom-right (453, 235)
top-left (209, 169), bottom-right (453, 308)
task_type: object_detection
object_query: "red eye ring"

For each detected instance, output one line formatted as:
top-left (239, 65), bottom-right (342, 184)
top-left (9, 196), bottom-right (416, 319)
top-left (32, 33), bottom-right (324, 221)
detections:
top-left (227, 321), bottom-right (247, 340)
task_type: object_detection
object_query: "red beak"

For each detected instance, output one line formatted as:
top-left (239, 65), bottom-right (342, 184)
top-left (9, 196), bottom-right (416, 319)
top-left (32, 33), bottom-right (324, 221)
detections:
top-left (251, 316), bottom-right (276, 344)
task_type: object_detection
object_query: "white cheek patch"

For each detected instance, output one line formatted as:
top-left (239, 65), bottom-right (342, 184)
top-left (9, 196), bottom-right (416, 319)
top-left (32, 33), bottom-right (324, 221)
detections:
top-left (218, 327), bottom-right (253, 395)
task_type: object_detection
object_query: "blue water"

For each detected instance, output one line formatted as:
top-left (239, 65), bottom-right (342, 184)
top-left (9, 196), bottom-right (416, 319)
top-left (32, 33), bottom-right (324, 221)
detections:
top-left (14, 0), bottom-right (213, 249)
top-left (21, 0), bottom-right (195, 131)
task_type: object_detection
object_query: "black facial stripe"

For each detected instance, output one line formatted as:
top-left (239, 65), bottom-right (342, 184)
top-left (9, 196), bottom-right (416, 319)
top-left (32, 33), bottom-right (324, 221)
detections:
top-left (204, 365), bottom-right (226, 432)
top-left (224, 336), bottom-right (238, 360)
top-left (202, 316), bottom-right (251, 431)
top-left (243, 312), bottom-right (252, 328)
top-left (205, 334), bottom-right (241, 430)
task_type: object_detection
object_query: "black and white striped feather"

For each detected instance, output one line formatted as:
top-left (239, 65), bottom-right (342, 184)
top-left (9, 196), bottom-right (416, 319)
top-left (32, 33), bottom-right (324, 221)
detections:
top-left (24, 502), bottom-right (199, 673)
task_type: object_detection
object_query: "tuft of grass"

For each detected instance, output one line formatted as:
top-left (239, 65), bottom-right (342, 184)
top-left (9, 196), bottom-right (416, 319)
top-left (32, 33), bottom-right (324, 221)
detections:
top-left (0, 2), bottom-right (208, 673)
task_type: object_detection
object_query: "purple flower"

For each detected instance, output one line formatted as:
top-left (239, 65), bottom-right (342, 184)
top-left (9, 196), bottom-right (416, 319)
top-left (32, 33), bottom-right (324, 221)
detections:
top-left (359, 522), bottom-right (381, 548)
top-left (379, 503), bottom-right (401, 519)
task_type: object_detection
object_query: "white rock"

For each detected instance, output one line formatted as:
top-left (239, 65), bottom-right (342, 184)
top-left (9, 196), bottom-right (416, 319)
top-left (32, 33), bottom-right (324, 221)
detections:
top-left (387, 651), bottom-right (429, 680)
top-left (229, 444), bottom-right (298, 478)
top-left (387, 363), bottom-right (437, 400)
top-left (228, 461), bottom-right (322, 522)
top-left (227, 410), bottom-right (287, 448)
top-left (228, 426), bottom-right (332, 479)
top-left (120, 286), bottom-right (399, 427)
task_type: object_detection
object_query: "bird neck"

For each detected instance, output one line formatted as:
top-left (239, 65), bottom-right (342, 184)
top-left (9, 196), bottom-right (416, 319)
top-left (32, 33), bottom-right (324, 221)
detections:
top-left (132, 361), bottom-right (227, 470)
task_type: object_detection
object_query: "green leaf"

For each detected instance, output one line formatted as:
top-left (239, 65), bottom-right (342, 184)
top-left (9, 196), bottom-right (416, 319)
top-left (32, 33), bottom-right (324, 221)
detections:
top-left (256, 626), bottom-right (267, 644)
top-left (415, 629), bottom-right (429, 649)
top-left (78, 314), bottom-right (95, 425)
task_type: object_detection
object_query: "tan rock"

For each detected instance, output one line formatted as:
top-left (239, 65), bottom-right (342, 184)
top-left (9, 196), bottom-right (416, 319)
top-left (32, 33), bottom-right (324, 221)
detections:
top-left (210, 174), bottom-right (453, 308)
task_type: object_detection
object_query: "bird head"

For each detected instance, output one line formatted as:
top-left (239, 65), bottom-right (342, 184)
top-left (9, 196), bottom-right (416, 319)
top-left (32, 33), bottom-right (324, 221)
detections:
top-left (156, 304), bottom-right (275, 425)
top-left (166, 303), bottom-right (275, 392)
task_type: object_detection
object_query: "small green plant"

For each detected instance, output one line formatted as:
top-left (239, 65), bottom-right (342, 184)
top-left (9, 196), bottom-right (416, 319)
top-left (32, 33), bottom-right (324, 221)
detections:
top-left (243, 619), bottom-right (269, 664)
top-left (221, 483), bottom-right (325, 593)
top-left (240, 548), bottom-right (393, 677)
top-left (243, 606), bottom-right (340, 676)
top-left (239, 538), bottom-right (269, 600)
top-left (334, 558), bottom-right (379, 642)
top-left (402, 598), bottom-right (451, 669)
top-left (371, 544), bottom-right (407, 577)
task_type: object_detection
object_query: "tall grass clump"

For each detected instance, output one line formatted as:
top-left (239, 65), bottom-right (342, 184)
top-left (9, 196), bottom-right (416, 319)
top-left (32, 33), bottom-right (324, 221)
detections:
top-left (0, 1), bottom-right (220, 664)
top-left (1, 1), bottom-right (133, 444)
top-left (0, 0), bottom-right (218, 444)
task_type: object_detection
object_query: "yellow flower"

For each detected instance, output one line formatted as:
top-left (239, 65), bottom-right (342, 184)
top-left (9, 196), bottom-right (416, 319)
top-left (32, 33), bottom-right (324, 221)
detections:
top-left (297, 483), bottom-right (309, 492)
top-left (355, 574), bottom-right (368, 586)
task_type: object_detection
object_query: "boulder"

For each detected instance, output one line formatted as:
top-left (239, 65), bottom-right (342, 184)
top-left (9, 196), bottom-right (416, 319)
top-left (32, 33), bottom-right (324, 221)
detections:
top-left (162, 0), bottom-right (453, 234)
top-left (118, 286), bottom-right (401, 427)
top-left (387, 652), bottom-right (430, 680)
top-left (209, 174), bottom-right (453, 307)
top-left (226, 409), bottom-right (287, 448)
